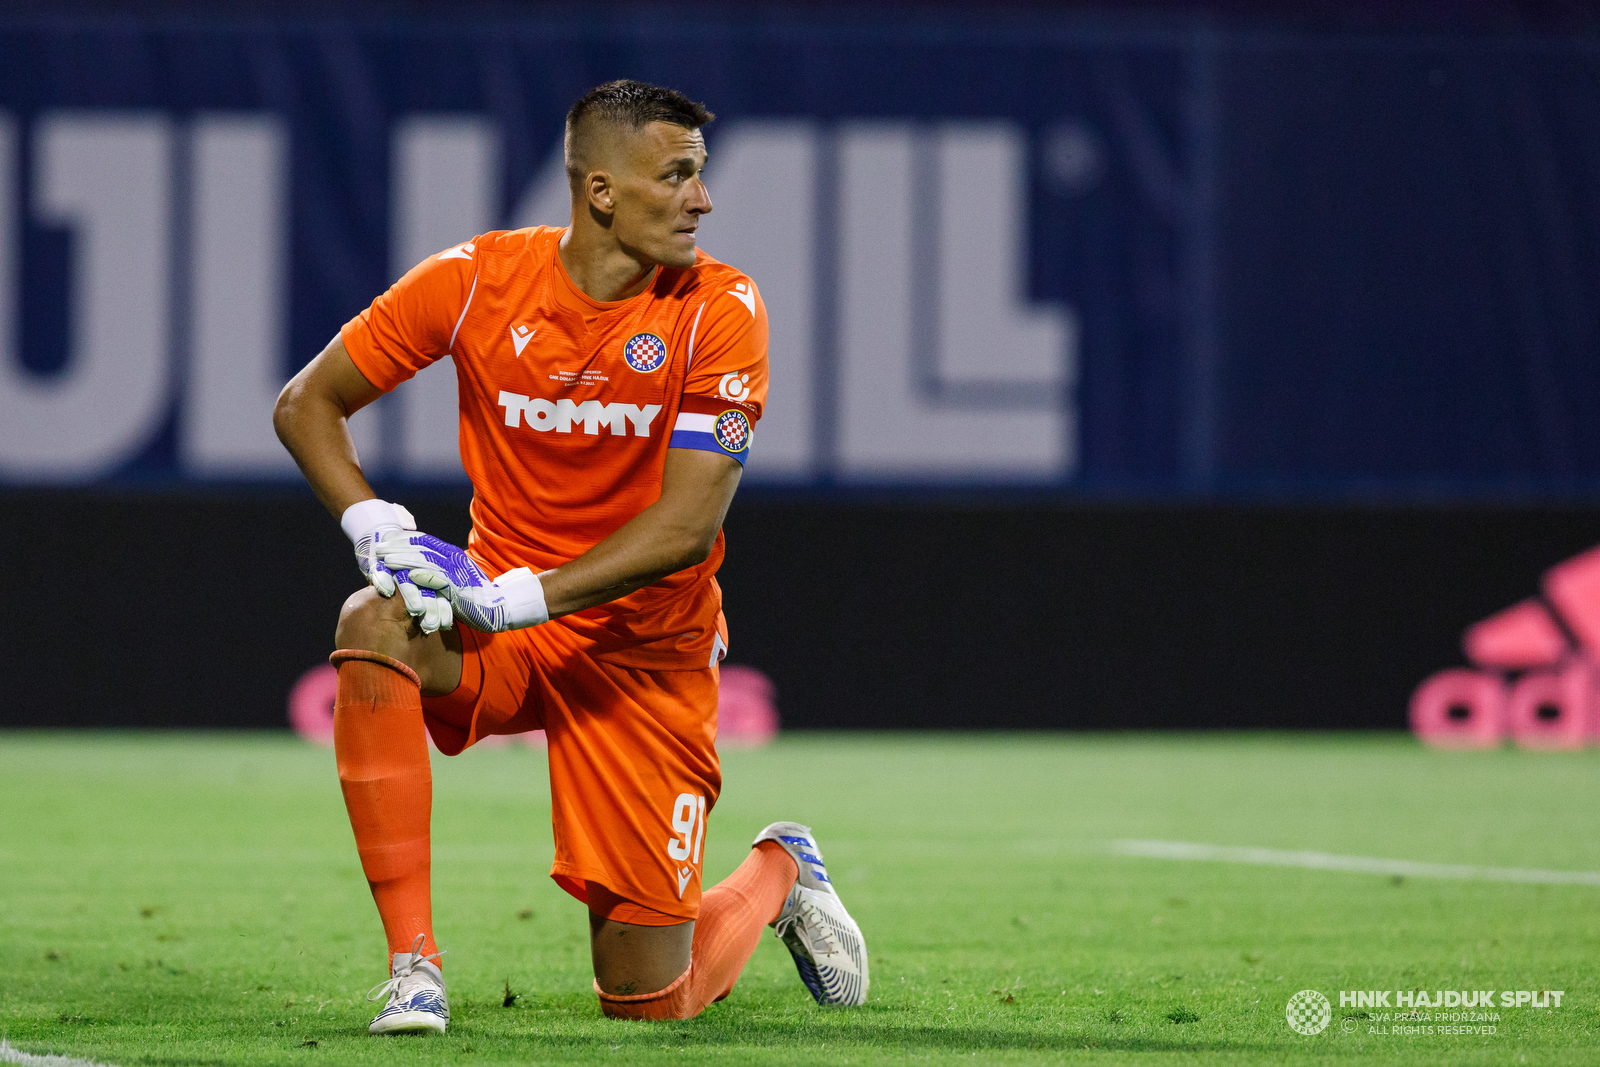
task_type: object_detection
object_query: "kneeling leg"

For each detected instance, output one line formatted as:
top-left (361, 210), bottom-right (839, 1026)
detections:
top-left (592, 842), bottom-right (798, 1020)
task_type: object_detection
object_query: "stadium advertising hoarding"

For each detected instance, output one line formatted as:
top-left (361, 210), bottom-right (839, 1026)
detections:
top-left (0, 13), bottom-right (1596, 496)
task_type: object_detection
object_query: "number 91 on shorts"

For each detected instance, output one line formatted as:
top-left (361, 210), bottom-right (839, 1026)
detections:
top-left (666, 793), bottom-right (707, 899)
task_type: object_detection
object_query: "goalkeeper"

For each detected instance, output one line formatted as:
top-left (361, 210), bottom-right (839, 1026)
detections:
top-left (272, 79), bottom-right (866, 1033)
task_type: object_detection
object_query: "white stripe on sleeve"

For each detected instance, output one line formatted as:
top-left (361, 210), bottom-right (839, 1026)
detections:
top-left (673, 412), bottom-right (715, 432)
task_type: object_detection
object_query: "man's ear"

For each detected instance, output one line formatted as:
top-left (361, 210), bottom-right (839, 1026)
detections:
top-left (585, 170), bottom-right (616, 216)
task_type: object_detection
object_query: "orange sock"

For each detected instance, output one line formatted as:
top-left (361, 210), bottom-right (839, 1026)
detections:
top-left (331, 649), bottom-right (439, 969)
top-left (597, 841), bottom-right (797, 1020)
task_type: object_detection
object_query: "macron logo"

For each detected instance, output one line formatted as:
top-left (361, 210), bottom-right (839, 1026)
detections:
top-left (510, 324), bottom-right (536, 356)
top-left (497, 392), bottom-right (662, 437)
top-left (438, 242), bottom-right (475, 261)
top-left (727, 281), bottom-right (755, 317)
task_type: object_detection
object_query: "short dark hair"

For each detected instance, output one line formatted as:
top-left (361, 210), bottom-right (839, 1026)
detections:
top-left (564, 79), bottom-right (715, 182)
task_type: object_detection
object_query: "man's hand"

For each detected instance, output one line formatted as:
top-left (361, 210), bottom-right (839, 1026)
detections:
top-left (340, 498), bottom-right (452, 635)
top-left (341, 497), bottom-right (414, 596)
top-left (451, 566), bottom-right (550, 633)
top-left (376, 531), bottom-right (551, 634)
top-left (373, 530), bottom-right (485, 633)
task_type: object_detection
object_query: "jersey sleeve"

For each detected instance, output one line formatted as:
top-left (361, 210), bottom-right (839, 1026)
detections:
top-left (339, 241), bottom-right (479, 392)
top-left (668, 276), bottom-right (769, 465)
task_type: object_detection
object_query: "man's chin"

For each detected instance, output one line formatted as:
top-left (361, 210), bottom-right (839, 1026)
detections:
top-left (657, 238), bottom-right (699, 269)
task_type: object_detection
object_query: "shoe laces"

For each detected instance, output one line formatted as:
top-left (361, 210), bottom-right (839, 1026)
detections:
top-left (367, 934), bottom-right (446, 1004)
top-left (777, 895), bottom-right (841, 957)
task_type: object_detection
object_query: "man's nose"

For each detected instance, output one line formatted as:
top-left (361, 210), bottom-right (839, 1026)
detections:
top-left (688, 178), bottom-right (712, 215)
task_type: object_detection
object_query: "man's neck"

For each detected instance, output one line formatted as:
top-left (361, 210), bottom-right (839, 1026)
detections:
top-left (557, 223), bottom-right (657, 303)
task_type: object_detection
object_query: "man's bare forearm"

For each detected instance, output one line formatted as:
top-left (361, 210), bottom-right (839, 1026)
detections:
top-left (274, 386), bottom-right (376, 519)
top-left (536, 449), bottom-right (742, 619)
top-left (273, 336), bottom-right (385, 520)
top-left (537, 505), bottom-right (714, 618)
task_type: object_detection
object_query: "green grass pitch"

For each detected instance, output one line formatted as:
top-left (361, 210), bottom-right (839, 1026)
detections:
top-left (5, 731), bottom-right (1600, 1065)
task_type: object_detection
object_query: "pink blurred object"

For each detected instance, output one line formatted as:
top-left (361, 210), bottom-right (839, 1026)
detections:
top-left (716, 664), bottom-right (780, 748)
top-left (288, 663), bottom-right (338, 747)
top-left (1409, 668), bottom-right (1505, 749)
top-left (1413, 541), bottom-right (1600, 751)
top-left (1462, 598), bottom-right (1568, 670)
top-left (1544, 545), bottom-right (1600, 654)
top-left (1505, 659), bottom-right (1591, 750)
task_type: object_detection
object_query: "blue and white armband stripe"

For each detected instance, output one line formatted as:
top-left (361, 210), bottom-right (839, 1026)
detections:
top-left (669, 409), bottom-right (754, 463)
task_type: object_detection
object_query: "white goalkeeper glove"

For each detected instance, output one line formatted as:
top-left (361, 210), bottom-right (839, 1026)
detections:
top-left (375, 531), bottom-right (549, 632)
top-left (341, 500), bottom-right (550, 634)
top-left (340, 498), bottom-right (452, 634)
top-left (449, 565), bottom-right (550, 633)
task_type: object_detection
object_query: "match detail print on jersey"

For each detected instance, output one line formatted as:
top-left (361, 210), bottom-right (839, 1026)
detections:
top-left (670, 409), bottom-right (753, 462)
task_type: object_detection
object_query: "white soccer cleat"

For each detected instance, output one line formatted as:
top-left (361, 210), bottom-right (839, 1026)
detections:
top-left (366, 935), bottom-right (449, 1034)
top-left (754, 821), bottom-right (869, 1006)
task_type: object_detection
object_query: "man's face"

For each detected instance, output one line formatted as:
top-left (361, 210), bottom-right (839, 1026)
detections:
top-left (608, 121), bottom-right (712, 269)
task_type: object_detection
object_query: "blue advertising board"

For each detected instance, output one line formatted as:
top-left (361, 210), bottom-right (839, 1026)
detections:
top-left (0, 11), bottom-right (1597, 498)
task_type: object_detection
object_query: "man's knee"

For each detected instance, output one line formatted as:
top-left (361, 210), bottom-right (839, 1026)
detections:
top-left (335, 586), bottom-right (464, 697)
top-left (596, 966), bottom-right (699, 1021)
top-left (589, 907), bottom-right (695, 1018)
top-left (335, 586), bottom-right (414, 658)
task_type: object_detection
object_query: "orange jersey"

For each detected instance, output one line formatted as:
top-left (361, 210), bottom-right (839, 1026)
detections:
top-left (342, 226), bottom-right (769, 670)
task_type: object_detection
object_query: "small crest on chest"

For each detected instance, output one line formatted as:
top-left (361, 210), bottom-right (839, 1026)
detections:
top-left (622, 332), bottom-right (668, 374)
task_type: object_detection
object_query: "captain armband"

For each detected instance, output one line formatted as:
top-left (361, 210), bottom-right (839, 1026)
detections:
top-left (667, 409), bottom-right (754, 464)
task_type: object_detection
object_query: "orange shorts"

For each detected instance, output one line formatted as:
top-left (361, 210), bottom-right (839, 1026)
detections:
top-left (420, 619), bottom-right (721, 924)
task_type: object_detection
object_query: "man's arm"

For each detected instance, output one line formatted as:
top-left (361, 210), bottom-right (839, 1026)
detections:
top-left (536, 447), bottom-right (743, 619)
top-left (273, 334), bottom-right (385, 519)
top-left (277, 332), bottom-right (740, 623)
